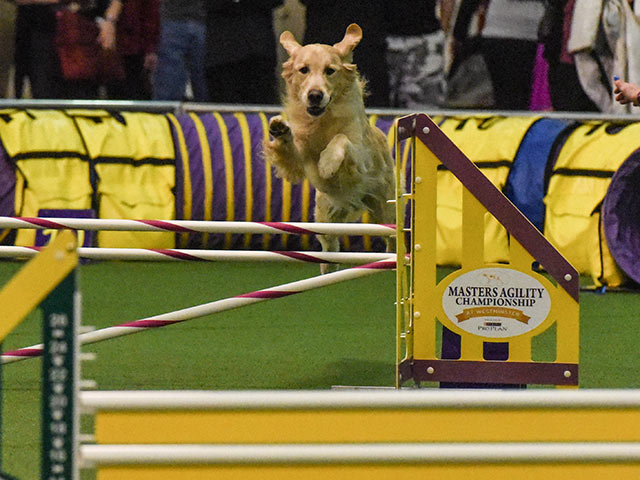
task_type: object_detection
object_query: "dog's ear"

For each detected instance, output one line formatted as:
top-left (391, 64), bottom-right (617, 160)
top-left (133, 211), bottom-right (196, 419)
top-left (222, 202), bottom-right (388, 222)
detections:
top-left (280, 30), bottom-right (301, 56)
top-left (333, 23), bottom-right (362, 60)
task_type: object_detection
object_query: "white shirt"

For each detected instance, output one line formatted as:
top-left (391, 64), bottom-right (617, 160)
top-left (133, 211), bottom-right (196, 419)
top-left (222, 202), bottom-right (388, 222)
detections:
top-left (482, 0), bottom-right (546, 41)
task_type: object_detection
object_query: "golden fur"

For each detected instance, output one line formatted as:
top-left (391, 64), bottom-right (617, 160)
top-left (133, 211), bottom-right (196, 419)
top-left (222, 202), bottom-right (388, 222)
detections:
top-left (263, 23), bottom-right (396, 272)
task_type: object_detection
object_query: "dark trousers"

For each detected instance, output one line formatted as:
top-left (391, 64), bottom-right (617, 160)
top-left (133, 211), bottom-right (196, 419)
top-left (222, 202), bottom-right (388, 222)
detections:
top-left (547, 61), bottom-right (598, 112)
top-left (107, 54), bottom-right (153, 101)
top-left (14, 18), bottom-right (61, 99)
top-left (481, 37), bottom-right (538, 111)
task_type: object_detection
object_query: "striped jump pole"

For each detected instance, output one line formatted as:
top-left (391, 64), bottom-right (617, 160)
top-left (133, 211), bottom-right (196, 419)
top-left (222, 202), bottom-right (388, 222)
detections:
top-left (0, 217), bottom-right (396, 237)
top-left (0, 246), bottom-right (395, 264)
top-left (1, 258), bottom-right (395, 364)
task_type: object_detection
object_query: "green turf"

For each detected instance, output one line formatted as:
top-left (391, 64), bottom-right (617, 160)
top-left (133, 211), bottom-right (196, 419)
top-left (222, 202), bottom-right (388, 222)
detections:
top-left (1, 260), bottom-right (639, 479)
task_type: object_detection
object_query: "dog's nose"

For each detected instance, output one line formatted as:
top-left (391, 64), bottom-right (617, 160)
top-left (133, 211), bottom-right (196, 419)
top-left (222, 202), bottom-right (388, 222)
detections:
top-left (307, 90), bottom-right (324, 105)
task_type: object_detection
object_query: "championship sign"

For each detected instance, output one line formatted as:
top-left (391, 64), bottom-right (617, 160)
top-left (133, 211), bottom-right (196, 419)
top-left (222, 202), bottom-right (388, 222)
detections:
top-left (441, 267), bottom-right (551, 339)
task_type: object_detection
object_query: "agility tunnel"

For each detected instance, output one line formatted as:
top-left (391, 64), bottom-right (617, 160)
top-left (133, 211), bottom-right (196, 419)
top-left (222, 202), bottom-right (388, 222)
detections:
top-left (1, 106), bottom-right (640, 288)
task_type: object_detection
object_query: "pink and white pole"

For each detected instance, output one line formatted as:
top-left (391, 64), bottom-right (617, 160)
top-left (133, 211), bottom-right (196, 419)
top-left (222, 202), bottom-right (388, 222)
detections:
top-left (0, 246), bottom-right (394, 264)
top-left (1, 258), bottom-right (396, 364)
top-left (0, 217), bottom-right (396, 237)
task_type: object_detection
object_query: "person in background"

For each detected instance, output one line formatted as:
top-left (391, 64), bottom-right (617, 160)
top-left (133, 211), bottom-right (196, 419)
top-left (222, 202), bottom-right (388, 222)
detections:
top-left (300, 0), bottom-right (391, 107)
top-left (153, 0), bottom-right (208, 102)
top-left (613, 77), bottom-right (640, 107)
top-left (568, 0), bottom-right (640, 113)
top-left (439, 0), bottom-right (496, 109)
top-left (272, 0), bottom-right (305, 98)
top-left (0, 0), bottom-right (16, 97)
top-left (385, 0), bottom-right (445, 109)
top-left (12, 0), bottom-right (123, 100)
top-left (106, 0), bottom-right (160, 100)
top-left (56, 0), bottom-right (123, 99)
top-left (476, 0), bottom-right (546, 111)
top-left (205, 0), bottom-right (283, 105)
top-left (538, 0), bottom-right (598, 112)
top-left (12, 0), bottom-right (61, 99)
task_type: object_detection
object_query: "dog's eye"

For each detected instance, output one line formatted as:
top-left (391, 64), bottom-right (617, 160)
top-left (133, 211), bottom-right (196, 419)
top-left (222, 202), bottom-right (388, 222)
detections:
top-left (299, 66), bottom-right (309, 74)
top-left (325, 67), bottom-right (336, 76)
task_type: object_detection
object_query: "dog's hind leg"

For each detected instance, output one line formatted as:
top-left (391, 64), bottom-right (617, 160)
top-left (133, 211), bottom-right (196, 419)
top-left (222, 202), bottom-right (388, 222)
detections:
top-left (317, 234), bottom-right (340, 274)
top-left (366, 185), bottom-right (397, 254)
top-left (314, 191), bottom-right (344, 274)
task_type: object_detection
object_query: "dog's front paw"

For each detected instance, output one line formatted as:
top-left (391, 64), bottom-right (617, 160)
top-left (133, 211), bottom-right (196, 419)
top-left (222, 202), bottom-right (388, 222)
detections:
top-left (269, 116), bottom-right (291, 139)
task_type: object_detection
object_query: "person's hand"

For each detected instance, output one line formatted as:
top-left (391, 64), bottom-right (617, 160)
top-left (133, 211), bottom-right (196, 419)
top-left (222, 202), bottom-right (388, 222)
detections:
top-left (98, 19), bottom-right (117, 50)
top-left (613, 77), bottom-right (640, 106)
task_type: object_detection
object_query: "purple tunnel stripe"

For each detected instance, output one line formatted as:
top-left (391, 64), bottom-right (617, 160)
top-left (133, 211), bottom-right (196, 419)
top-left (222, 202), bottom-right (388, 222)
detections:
top-left (3, 348), bottom-right (43, 357)
top-left (237, 290), bottom-right (298, 299)
top-left (139, 220), bottom-right (196, 233)
top-left (152, 249), bottom-right (206, 261)
top-left (260, 222), bottom-right (316, 235)
top-left (276, 251), bottom-right (326, 263)
top-left (0, 142), bottom-right (14, 218)
top-left (174, 112), bottom-right (206, 247)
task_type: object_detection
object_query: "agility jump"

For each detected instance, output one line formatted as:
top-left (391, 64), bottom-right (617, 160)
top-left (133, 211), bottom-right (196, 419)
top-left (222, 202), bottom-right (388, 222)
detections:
top-left (394, 114), bottom-right (580, 388)
top-left (0, 113), bottom-right (607, 479)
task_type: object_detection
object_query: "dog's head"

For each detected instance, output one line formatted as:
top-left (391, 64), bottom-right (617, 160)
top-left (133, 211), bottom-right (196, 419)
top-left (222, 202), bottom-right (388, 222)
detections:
top-left (280, 23), bottom-right (362, 117)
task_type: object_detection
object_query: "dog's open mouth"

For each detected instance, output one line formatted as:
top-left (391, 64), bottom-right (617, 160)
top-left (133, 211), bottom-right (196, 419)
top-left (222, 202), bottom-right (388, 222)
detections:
top-left (306, 105), bottom-right (326, 117)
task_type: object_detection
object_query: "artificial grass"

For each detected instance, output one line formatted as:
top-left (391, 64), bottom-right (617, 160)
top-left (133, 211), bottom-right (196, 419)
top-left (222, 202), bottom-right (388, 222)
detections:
top-left (1, 260), bottom-right (639, 479)
top-left (1, 260), bottom-right (396, 479)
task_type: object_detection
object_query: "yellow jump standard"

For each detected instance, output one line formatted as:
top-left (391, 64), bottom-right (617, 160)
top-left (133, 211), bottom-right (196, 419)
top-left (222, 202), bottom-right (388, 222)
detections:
top-left (394, 114), bottom-right (579, 387)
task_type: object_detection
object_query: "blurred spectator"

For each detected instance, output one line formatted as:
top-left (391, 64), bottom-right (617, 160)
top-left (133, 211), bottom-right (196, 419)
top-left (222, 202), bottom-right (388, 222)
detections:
top-left (273, 0), bottom-right (305, 97)
top-left (440, 0), bottom-right (496, 108)
top-left (205, 0), bottom-right (283, 105)
top-left (153, 0), bottom-right (208, 102)
top-left (538, 0), bottom-right (597, 111)
top-left (300, 0), bottom-right (391, 107)
top-left (0, 0), bottom-right (16, 97)
top-left (385, 0), bottom-right (445, 109)
top-left (568, 0), bottom-right (640, 113)
top-left (12, 0), bottom-right (124, 100)
top-left (476, 0), bottom-right (546, 111)
top-left (55, 0), bottom-right (124, 99)
top-left (12, 0), bottom-right (61, 99)
top-left (106, 0), bottom-right (160, 100)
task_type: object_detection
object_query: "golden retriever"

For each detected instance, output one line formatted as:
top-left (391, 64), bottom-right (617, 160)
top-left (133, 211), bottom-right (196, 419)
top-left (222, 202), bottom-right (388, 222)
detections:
top-left (263, 23), bottom-right (396, 273)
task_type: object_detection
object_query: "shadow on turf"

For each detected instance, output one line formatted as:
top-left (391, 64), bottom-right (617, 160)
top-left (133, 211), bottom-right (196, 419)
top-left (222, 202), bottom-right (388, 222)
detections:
top-left (291, 358), bottom-right (396, 389)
